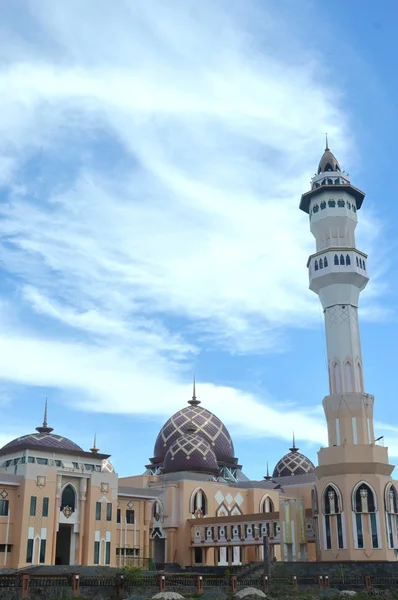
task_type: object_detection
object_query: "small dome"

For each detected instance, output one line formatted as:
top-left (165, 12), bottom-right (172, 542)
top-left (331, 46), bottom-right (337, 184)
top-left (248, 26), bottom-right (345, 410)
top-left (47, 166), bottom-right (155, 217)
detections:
top-left (1, 402), bottom-right (83, 454)
top-left (1, 432), bottom-right (83, 453)
top-left (163, 429), bottom-right (219, 475)
top-left (153, 385), bottom-right (235, 466)
top-left (272, 438), bottom-right (315, 478)
top-left (318, 146), bottom-right (341, 174)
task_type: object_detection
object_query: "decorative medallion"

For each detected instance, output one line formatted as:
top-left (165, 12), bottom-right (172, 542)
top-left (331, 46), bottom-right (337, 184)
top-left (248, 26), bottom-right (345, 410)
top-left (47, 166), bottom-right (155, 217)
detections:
top-left (63, 505), bottom-right (73, 519)
top-left (127, 501), bottom-right (134, 509)
top-left (0, 489), bottom-right (8, 499)
top-left (100, 482), bottom-right (109, 493)
top-left (36, 476), bottom-right (46, 488)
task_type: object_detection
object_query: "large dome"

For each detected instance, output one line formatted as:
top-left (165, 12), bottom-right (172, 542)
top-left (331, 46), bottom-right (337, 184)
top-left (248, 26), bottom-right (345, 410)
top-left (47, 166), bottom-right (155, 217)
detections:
top-left (153, 395), bottom-right (235, 466)
top-left (163, 429), bottom-right (219, 475)
top-left (273, 439), bottom-right (315, 478)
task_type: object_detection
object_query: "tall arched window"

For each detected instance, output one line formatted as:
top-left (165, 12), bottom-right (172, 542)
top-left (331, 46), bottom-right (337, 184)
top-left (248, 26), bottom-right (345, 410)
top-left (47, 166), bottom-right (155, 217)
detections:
top-left (324, 256), bottom-right (328, 267)
top-left (260, 495), bottom-right (274, 513)
top-left (191, 489), bottom-right (207, 517)
top-left (356, 256), bottom-right (359, 267)
top-left (61, 484), bottom-right (76, 512)
top-left (340, 254), bottom-right (345, 265)
top-left (346, 254), bottom-right (351, 266)
top-left (319, 258), bottom-right (323, 269)
top-left (334, 255), bottom-right (339, 265)
top-left (323, 485), bottom-right (344, 550)
top-left (353, 483), bottom-right (379, 549)
top-left (315, 260), bottom-right (318, 271)
top-left (385, 484), bottom-right (398, 549)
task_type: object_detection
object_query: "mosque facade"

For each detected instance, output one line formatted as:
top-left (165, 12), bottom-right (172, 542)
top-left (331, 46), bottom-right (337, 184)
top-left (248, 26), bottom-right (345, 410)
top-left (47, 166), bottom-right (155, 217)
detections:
top-left (0, 145), bottom-right (397, 570)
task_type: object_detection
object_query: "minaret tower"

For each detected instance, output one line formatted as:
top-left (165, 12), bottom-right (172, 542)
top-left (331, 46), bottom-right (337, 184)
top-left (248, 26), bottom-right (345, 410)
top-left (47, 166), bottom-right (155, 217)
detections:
top-left (300, 140), bottom-right (396, 560)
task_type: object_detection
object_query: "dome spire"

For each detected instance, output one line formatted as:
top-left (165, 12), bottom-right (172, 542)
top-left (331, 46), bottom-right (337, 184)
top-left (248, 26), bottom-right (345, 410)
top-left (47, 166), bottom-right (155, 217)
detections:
top-left (90, 433), bottom-right (99, 453)
top-left (36, 398), bottom-right (54, 434)
top-left (264, 461), bottom-right (272, 481)
top-left (325, 132), bottom-right (329, 151)
top-left (289, 432), bottom-right (298, 453)
top-left (188, 375), bottom-right (201, 406)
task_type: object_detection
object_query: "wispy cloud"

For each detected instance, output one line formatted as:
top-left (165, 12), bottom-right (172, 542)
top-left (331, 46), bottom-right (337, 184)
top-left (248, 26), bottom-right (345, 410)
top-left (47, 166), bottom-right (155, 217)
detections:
top-left (0, 0), bottom-right (388, 452)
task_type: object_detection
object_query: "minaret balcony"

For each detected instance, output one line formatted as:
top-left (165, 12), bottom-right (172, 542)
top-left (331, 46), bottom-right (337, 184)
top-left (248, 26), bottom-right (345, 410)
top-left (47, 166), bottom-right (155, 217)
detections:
top-left (308, 248), bottom-right (369, 296)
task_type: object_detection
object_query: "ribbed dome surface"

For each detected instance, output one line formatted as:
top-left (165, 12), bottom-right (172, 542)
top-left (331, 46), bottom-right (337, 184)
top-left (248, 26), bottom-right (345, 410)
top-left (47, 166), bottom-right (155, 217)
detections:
top-left (163, 432), bottom-right (219, 475)
top-left (153, 404), bottom-right (235, 465)
top-left (2, 432), bottom-right (83, 453)
top-left (273, 444), bottom-right (315, 478)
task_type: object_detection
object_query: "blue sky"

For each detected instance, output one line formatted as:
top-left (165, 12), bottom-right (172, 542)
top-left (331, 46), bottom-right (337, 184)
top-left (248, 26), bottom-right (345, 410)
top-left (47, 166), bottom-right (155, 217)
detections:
top-left (1, 0), bottom-right (398, 478)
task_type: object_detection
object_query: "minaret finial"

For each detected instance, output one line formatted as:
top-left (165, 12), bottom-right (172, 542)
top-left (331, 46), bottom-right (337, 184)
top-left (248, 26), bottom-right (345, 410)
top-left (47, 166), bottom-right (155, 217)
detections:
top-left (325, 133), bottom-right (329, 151)
top-left (36, 398), bottom-right (54, 434)
top-left (188, 375), bottom-right (201, 406)
top-left (290, 432), bottom-right (298, 453)
top-left (90, 433), bottom-right (99, 454)
top-left (264, 461), bottom-right (272, 481)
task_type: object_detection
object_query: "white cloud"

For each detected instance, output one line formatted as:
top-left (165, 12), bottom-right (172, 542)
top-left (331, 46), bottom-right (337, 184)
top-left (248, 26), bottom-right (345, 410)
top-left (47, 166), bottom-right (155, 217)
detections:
top-left (0, 0), bottom-right (389, 449)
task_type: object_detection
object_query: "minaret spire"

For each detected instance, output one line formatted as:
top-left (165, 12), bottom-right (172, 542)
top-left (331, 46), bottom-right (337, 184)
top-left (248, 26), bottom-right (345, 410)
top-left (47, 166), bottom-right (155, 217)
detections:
top-left (289, 432), bottom-right (298, 453)
top-left (188, 375), bottom-right (201, 406)
top-left (325, 132), bottom-right (329, 150)
top-left (36, 398), bottom-right (54, 434)
top-left (264, 461), bottom-right (271, 481)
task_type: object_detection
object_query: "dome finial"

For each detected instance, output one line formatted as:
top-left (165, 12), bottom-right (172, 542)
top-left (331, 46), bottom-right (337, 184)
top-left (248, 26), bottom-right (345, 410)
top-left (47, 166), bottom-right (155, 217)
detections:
top-left (36, 398), bottom-right (54, 434)
top-left (188, 375), bottom-right (201, 406)
top-left (90, 433), bottom-right (99, 453)
top-left (264, 461), bottom-right (272, 481)
top-left (325, 132), bottom-right (329, 151)
top-left (289, 431), bottom-right (298, 453)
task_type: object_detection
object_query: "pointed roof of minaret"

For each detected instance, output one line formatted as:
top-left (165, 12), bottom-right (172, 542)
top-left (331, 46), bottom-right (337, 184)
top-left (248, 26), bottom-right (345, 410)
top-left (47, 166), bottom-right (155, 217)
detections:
top-left (188, 375), bottom-right (201, 406)
top-left (317, 135), bottom-right (341, 174)
top-left (36, 399), bottom-right (54, 434)
top-left (90, 433), bottom-right (100, 454)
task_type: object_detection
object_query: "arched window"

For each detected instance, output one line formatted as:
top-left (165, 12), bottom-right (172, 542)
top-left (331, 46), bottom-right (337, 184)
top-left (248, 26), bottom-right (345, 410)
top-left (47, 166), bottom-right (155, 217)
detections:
top-left (191, 489), bottom-right (207, 517)
top-left (356, 256), bottom-right (359, 267)
top-left (353, 483), bottom-right (379, 549)
top-left (315, 260), bottom-right (319, 271)
top-left (385, 484), bottom-right (398, 549)
top-left (260, 495), bottom-right (274, 513)
top-left (324, 257), bottom-right (328, 267)
top-left (313, 204), bottom-right (319, 213)
top-left (61, 484), bottom-right (76, 512)
top-left (334, 255), bottom-right (339, 266)
top-left (153, 500), bottom-right (164, 522)
top-left (340, 255), bottom-right (345, 265)
top-left (327, 178), bottom-right (333, 185)
top-left (337, 199), bottom-right (345, 207)
top-left (328, 200), bottom-right (336, 207)
top-left (323, 484), bottom-right (344, 550)
top-left (347, 202), bottom-right (351, 209)
top-left (346, 254), bottom-right (351, 266)
top-left (363, 260), bottom-right (366, 270)
top-left (320, 201), bottom-right (326, 210)
top-left (319, 258), bottom-right (323, 269)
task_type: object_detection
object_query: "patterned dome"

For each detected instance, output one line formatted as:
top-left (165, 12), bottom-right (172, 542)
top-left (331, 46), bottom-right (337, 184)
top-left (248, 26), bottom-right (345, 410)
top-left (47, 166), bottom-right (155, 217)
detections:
top-left (1, 403), bottom-right (83, 454)
top-left (2, 432), bottom-right (83, 453)
top-left (153, 390), bottom-right (235, 466)
top-left (272, 439), bottom-right (315, 478)
top-left (163, 428), bottom-right (219, 475)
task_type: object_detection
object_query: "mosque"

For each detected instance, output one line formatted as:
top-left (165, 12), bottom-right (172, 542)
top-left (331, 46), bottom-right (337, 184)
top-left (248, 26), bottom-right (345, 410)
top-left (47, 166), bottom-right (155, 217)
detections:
top-left (0, 144), bottom-right (397, 570)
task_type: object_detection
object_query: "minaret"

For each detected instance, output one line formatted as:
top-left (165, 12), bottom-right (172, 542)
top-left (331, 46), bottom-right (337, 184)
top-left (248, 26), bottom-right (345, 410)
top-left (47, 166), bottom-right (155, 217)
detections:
top-left (300, 141), bottom-right (395, 560)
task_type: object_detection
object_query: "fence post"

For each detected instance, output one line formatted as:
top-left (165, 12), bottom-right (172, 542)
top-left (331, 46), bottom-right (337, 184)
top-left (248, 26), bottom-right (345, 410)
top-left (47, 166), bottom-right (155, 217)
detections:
top-left (197, 575), bottom-right (203, 594)
top-left (21, 574), bottom-right (29, 599)
top-left (324, 575), bottom-right (330, 589)
top-left (365, 574), bottom-right (371, 589)
top-left (263, 575), bottom-right (269, 593)
top-left (118, 574), bottom-right (125, 598)
top-left (159, 575), bottom-right (166, 592)
top-left (231, 575), bottom-right (237, 594)
top-left (292, 575), bottom-right (298, 590)
top-left (318, 575), bottom-right (324, 590)
top-left (72, 574), bottom-right (80, 598)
